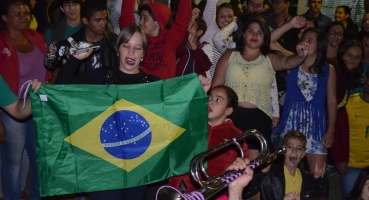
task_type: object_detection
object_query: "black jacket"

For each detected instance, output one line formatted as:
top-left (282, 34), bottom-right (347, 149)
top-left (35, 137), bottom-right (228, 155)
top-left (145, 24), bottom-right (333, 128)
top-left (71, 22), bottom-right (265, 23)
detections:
top-left (44, 27), bottom-right (118, 74)
top-left (243, 162), bottom-right (329, 200)
top-left (55, 57), bottom-right (160, 85)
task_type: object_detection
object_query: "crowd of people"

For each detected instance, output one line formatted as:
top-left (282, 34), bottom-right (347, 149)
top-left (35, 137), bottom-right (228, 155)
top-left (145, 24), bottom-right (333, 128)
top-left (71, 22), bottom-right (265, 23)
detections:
top-left (0, 0), bottom-right (369, 199)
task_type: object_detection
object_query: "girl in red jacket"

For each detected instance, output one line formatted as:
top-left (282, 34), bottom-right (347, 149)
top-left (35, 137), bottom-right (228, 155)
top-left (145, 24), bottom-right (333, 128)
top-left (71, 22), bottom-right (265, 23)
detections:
top-left (169, 85), bottom-right (249, 197)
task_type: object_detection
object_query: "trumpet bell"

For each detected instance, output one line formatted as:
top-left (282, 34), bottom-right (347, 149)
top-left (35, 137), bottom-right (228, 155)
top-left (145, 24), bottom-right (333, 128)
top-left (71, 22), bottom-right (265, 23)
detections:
top-left (156, 129), bottom-right (286, 200)
top-left (156, 185), bottom-right (207, 200)
top-left (156, 186), bottom-right (183, 200)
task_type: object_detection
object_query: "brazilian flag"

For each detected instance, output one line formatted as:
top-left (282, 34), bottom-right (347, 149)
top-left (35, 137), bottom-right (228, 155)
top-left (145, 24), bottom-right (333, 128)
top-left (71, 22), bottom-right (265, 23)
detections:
top-left (30, 73), bottom-right (208, 197)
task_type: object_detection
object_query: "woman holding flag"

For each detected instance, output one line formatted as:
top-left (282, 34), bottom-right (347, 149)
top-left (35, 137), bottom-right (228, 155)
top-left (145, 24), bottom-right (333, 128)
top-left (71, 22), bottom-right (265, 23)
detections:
top-left (55, 24), bottom-right (211, 200)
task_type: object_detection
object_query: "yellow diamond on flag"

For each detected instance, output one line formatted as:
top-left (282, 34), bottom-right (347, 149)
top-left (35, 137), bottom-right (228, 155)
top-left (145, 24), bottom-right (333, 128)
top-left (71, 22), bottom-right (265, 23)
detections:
top-left (64, 99), bottom-right (186, 172)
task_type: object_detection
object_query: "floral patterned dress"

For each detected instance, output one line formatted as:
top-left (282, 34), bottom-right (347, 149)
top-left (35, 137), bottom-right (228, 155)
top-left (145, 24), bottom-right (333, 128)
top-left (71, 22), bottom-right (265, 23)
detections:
top-left (278, 65), bottom-right (330, 154)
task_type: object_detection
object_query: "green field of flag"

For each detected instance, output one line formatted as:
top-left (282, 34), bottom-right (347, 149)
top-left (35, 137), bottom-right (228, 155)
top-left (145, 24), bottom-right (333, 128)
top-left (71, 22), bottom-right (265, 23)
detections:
top-left (30, 74), bottom-right (208, 196)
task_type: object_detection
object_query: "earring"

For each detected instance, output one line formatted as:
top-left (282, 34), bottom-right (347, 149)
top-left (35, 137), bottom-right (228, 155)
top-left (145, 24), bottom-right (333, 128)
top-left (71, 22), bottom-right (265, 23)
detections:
top-left (141, 57), bottom-right (143, 61)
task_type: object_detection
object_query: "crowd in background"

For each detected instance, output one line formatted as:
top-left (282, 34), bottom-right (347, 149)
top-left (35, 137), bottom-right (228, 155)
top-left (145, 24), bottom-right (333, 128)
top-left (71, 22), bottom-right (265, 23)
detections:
top-left (0, 0), bottom-right (369, 199)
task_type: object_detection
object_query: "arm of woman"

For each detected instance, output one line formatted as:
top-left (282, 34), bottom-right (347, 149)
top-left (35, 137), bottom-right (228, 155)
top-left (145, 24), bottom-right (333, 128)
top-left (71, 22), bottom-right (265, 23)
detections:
top-left (1, 79), bottom-right (41, 120)
top-left (270, 78), bottom-right (279, 127)
top-left (270, 16), bottom-right (306, 43)
top-left (211, 50), bottom-right (232, 88)
top-left (213, 21), bottom-right (238, 54)
top-left (269, 42), bottom-right (309, 71)
top-left (321, 64), bottom-right (337, 149)
top-left (202, 0), bottom-right (218, 26)
top-left (270, 42), bottom-right (293, 56)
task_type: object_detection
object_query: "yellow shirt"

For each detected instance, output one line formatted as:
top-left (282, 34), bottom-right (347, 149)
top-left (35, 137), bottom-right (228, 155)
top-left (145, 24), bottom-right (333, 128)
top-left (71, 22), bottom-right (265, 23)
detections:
top-left (346, 93), bottom-right (369, 168)
top-left (225, 52), bottom-right (275, 117)
top-left (284, 166), bottom-right (302, 195)
top-left (29, 15), bottom-right (38, 30)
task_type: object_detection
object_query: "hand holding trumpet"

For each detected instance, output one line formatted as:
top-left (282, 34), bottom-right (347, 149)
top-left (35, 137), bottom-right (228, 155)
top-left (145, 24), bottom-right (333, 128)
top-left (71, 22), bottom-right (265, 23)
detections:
top-left (227, 158), bottom-right (254, 200)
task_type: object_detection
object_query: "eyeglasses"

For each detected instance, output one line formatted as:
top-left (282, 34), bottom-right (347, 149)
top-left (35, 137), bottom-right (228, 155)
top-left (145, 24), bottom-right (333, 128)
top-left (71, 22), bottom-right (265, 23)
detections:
top-left (328, 30), bottom-right (343, 37)
top-left (271, 0), bottom-right (282, 5)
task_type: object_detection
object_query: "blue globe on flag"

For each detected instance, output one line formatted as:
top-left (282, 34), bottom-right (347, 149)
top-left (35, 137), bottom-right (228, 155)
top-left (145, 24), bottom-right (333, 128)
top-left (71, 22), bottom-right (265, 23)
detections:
top-left (100, 110), bottom-right (152, 159)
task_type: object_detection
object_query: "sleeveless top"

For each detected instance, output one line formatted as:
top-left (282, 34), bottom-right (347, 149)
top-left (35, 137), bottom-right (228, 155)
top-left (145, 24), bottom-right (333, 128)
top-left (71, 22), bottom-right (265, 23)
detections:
top-left (278, 64), bottom-right (330, 141)
top-left (17, 46), bottom-right (47, 98)
top-left (225, 51), bottom-right (275, 117)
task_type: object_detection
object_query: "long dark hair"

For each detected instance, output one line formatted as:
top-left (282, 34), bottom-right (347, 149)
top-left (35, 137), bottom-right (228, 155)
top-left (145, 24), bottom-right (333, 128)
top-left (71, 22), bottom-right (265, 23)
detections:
top-left (346, 168), bottom-right (369, 199)
top-left (337, 39), bottom-right (364, 88)
top-left (336, 6), bottom-right (355, 28)
top-left (300, 28), bottom-right (327, 76)
top-left (209, 85), bottom-right (238, 119)
top-left (233, 13), bottom-right (271, 56)
top-left (0, 0), bottom-right (30, 31)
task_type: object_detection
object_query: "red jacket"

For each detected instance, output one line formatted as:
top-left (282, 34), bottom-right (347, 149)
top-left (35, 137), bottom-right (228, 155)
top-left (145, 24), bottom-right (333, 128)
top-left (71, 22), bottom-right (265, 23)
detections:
top-left (175, 33), bottom-right (211, 77)
top-left (0, 29), bottom-right (50, 95)
top-left (119, 0), bottom-right (191, 79)
top-left (330, 106), bottom-right (349, 165)
top-left (168, 120), bottom-right (249, 193)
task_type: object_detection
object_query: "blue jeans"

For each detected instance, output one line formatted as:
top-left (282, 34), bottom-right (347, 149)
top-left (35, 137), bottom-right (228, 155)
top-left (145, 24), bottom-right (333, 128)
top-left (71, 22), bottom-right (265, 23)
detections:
top-left (0, 149), bottom-right (29, 198)
top-left (340, 166), bottom-right (364, 199)
top-left (0, 112), bottom-right (40, 200)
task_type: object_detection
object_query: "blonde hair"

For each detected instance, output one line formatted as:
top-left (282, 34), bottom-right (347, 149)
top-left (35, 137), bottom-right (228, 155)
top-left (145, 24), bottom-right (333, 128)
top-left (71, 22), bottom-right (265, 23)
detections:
top-left (116, 24), bottom-right (147, 57)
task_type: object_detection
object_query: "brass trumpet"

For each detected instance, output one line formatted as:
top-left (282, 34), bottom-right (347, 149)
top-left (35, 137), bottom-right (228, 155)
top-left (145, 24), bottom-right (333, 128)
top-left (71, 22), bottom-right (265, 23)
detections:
top-left (156, 129), bottom-right (287, 200)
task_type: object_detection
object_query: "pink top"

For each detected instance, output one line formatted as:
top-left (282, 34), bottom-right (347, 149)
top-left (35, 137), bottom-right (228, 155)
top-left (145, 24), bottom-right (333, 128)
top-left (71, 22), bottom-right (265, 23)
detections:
top-left (17, 46), bottom-right (46, 98)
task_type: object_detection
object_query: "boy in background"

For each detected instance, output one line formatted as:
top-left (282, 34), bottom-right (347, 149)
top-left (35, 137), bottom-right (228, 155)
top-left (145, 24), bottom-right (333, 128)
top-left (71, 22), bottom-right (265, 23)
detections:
top-left (243, 130), bottom-right (329, 199)
top-left (45, 0), bottom-right (83, 46)
top-left (176, 7), bottom-right (212, 77)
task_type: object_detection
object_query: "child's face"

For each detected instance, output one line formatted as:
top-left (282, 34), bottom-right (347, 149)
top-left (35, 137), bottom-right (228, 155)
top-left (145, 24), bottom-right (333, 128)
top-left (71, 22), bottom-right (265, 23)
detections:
top-left (188, 22), bottom-right (204, 42)
top-left (216, 7), bottom-right (234, 29)
top-left (208, 88), bottom-right (232, 123)
top-left (189, 22), bottom-right (198, 34)
top-left (284, 138), bottom-right (306, 169)
top-left (139, 10), bottom-right (159, 36)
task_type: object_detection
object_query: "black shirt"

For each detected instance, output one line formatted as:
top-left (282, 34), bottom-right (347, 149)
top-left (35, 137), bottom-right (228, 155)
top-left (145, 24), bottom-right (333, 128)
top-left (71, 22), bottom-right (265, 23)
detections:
top-left (55, 56), bottom-right (160, 85)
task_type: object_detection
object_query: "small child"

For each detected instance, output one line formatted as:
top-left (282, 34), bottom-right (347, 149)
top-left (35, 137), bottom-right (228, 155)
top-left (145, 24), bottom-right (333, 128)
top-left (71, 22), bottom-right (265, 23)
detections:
top-left (242, 130), bottom-right (329, 200)
top-left (169, 85), bottom-right (249, 194)
top-left (176, 9), bottom-right (212, 77)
